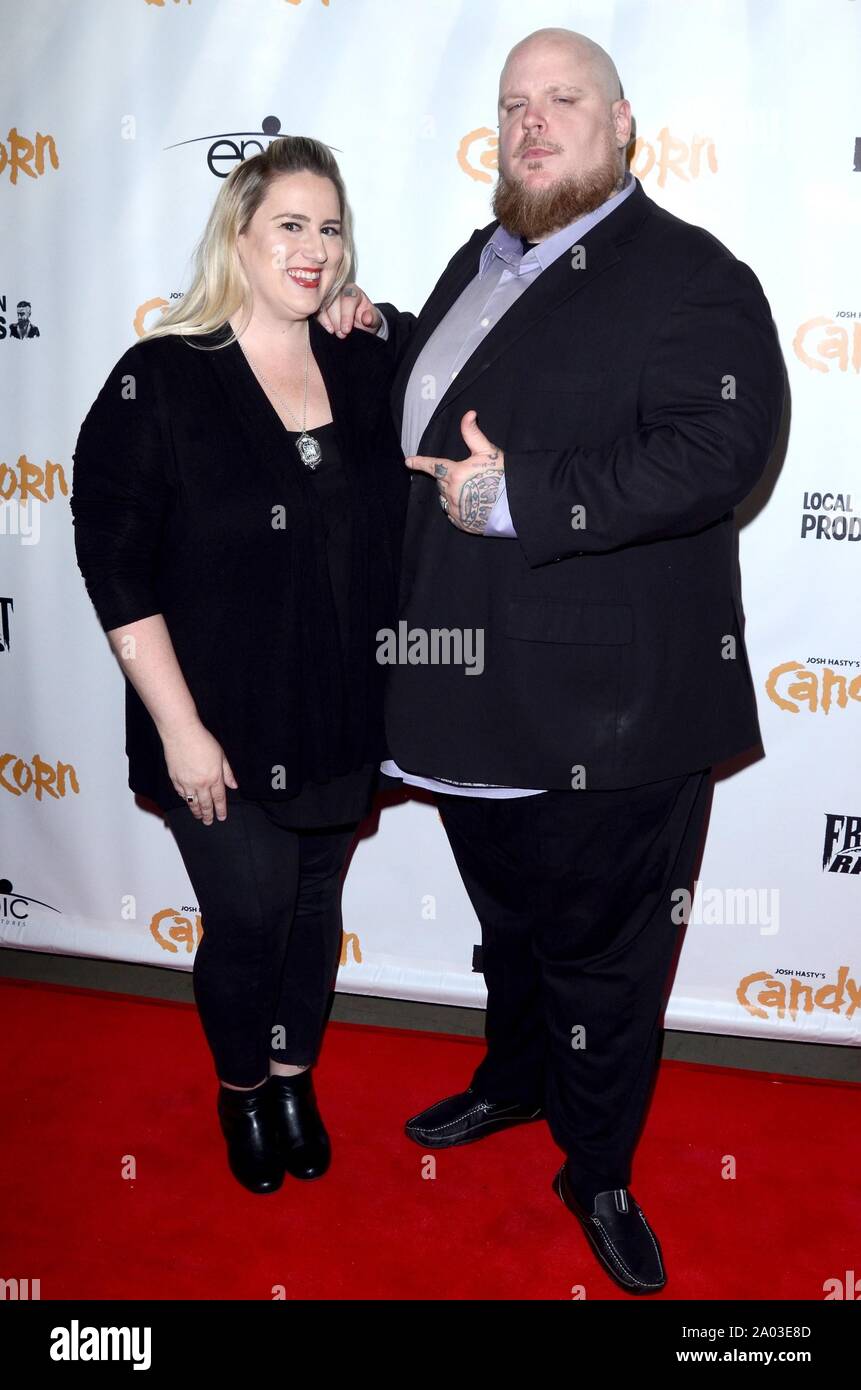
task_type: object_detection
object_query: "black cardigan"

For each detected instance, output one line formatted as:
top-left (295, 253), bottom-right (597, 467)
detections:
top-left (70, 318), bottom-right (408, 810)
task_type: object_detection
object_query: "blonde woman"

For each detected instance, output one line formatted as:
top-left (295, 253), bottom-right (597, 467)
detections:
top-left (71, 137), bottom-right (408, 1193)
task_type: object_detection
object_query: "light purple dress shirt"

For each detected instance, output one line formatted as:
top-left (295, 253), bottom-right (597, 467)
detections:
top-left (379, 172), bottom-right (637, 798)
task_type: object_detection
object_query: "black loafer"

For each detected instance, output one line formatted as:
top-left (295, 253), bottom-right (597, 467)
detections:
top-left (268, 1070), bottom-right (331, 1179)
top-left (553, 1163), bottom-right (667, 1294)
top-left (405, 1086), bottom-right (543, 1149)
top-left (216, 1081), bottom-right (285, 1194)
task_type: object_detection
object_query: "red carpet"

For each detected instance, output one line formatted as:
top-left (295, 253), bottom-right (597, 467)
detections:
top-left (0, 977), bottom-right (858, 1300)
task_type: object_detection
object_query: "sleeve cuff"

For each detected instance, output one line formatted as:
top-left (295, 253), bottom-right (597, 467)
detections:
top-left (482, 476), bottom-right (517, 537)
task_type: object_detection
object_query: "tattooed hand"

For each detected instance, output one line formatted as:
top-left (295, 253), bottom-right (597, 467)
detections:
top-left (406, 411), bottom-right (505, 535)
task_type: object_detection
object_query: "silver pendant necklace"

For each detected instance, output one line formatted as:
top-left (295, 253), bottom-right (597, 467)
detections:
top-left (238, 321), bottom-right (322, 470)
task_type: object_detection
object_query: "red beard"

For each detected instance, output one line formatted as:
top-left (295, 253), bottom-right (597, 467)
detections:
top-left (492, 149), bottom-right (625, 240)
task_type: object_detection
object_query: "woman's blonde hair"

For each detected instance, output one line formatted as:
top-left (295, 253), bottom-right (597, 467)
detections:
top-left (140, 135), bottom-right (355, 348)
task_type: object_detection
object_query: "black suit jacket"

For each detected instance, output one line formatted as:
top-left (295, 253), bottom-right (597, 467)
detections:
top-left (378, 178), bottom-right (785, 790)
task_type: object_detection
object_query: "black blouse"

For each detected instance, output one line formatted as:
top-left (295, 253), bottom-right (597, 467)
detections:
top-left (70, 318), bottom-right (408, 811)
top-left (253, 422), bottom-right (376, 828)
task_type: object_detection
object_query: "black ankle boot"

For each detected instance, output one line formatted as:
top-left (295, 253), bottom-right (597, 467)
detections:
top-left (217, 1080), bottom-right (285, 1194)
top-left (268, 1069), bottom-right (331, 1179)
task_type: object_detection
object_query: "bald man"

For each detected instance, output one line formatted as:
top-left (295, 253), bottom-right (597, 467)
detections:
top-left (324, 27), bottom-right (784, 1294)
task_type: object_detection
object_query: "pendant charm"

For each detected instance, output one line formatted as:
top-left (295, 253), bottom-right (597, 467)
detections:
top-left (296, 431), bottom-right (322, 470)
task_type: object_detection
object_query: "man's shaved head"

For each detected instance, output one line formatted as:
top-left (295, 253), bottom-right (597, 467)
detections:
top-left (500, 28), bottom-right (623, 105)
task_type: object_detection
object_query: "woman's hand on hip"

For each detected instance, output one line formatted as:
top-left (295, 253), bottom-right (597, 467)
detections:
top-left (162, 720), bottom-right (238, 824)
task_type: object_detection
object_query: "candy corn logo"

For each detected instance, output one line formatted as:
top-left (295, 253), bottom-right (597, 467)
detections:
top-left (149, 910), bottom-right (362, 963)
top-left (0, 456), bottom-right (67, 506)
top-left (340, 931), bottom-right (362, 965)
top-left (0, 755), bottom-right (79, 799)
top-left (458, 128), bottom-right (499, 184)
top-left (793, 316), bottom-right (861, 374)
top-left (134, 298), bottom-right (171, 336)
top-left (457, 127), bottom-right (716, 187)
top-left (629, 131), bottom-right (717, 186)
top-left (150, 907), bottom-right (203, 954)
top-left (765, 662), bottom-right (861, 715)
top-left (0, 129), bottom-right (59, 185)
top-left (737, 965), bottom-right (859, 1022)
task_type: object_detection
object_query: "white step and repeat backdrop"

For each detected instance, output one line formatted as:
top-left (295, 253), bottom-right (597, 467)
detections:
top-left (2, 0), bottom-right (859, 1047)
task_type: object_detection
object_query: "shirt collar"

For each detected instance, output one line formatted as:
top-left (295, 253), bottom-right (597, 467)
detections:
top-left (480, 170), bottom-right (636, 277)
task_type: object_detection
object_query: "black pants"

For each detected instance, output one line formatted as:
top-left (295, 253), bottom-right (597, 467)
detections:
top-left (165, 801), bottom-right (356, 1087)
top-left (436, 769), bottom-right (712, 1192)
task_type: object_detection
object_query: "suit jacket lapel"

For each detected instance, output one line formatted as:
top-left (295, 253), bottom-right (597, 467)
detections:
top-left (393, 179), bottom-right (653, 452)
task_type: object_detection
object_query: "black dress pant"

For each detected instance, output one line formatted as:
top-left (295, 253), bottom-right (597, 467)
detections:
top-left (165, 800), bottom-right (356, 1087)
top-left (435, 769), bottom-right (712, 1192)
